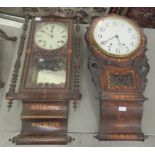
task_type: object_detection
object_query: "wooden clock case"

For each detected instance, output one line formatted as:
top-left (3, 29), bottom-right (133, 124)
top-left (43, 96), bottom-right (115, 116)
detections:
top-left (6, 14), bottom-right (82, 145)
top-left (85, 14), bottom-right (150, 141)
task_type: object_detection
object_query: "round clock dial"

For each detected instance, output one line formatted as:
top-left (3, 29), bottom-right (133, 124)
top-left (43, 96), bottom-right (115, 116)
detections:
top-left (93, 16), bottom-right (141, 56)
top-left (35, 23), bottom-right (68, 50)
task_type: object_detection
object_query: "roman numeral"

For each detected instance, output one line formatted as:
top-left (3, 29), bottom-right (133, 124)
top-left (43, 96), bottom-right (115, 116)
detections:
top-left (57, 40), bottom-right (64, 44)
top-left (128, 27), bottom-right (132, 33)
top-left (100, 27), bottom-right (105, 32)
top-left (100, 41), bottom-right (105, 45)
top-left (116, 48), bottom-right (120, 53)
top-left (38, 40), bottom-right (42, 43)
top-left (98, 34), bottom-right (102, 39)
top-left (62, 35), bottom-right (66, 38)
top-left (113, 21), bottom-right (117, 26)
top-left (130, 42), bottom-right (134, 46)
top-left (108, 47), bottom-right (111, 51)
top-left (131, 34), bottom-right (135, 40)
top-left (105, 23), bottom-right (109, 27)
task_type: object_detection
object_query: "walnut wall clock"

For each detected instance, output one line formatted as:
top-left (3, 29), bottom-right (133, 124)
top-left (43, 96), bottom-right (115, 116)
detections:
top-left (6, 15), bottom-right (82, 145)
top-left (85, 14), bottom-right (149, 141)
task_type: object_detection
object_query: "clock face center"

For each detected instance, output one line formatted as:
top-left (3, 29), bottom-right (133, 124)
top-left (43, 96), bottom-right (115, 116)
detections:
top-left (93, 16), bottom-right (141, 57)
top-left (35, 23), bottom-right (68, 50)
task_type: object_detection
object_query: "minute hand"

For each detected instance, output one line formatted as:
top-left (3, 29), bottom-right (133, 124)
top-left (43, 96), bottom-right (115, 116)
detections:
top-left (103, 35), bottom-right (117, 44)
top-left (41, 30), bottom-right (51, 37)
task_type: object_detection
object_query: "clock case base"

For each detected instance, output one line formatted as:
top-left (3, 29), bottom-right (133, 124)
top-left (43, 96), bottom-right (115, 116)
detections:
top-left (87, 51), bottom-right (149, 141)
top-left (13, 134), bottom-right (72, 145)
top-left (95, 133), bottom-right (145, 141)
top-left (11, 101), bottom-right (72, 145)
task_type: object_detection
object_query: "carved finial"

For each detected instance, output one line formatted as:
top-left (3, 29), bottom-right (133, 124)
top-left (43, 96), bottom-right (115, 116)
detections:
top-left (9, 137), bottom-right (16, 143)
top-left (73, 101), bottom-right (78, 111)
top-left (144, 135), bottom-right (148, 140)
top-left (6, 16), bottom-right (29, 110)
top-left (94, 135), bottom-right (99, 140)
top-left (8, 101), bottom-right (12, 112)
top-left (67, 136), bottom-right (75, 143)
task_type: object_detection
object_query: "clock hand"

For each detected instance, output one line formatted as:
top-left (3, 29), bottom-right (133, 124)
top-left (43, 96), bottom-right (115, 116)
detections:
top-left (122, 43), bottom-right (130, 52)
top-left (41, 30), bottom-right (51, 37)
top-left (41, 30), bottom-right (53, 38)
top-left (116, 35), bottom-right (130, 52)
top-left (103, 35), bottom-right (117, 44)
top-left (115, 35), bottom-right (122, 45)
top-left (51, 25), bottom-right (54, 36)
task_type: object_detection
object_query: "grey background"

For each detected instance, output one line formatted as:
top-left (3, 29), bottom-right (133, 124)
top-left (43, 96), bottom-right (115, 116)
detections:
top-left (0, 16), bottom-right (155, 146)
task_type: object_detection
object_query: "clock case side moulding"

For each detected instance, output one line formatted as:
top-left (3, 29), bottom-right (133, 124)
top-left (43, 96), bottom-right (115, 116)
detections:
top-left (85, 14), bottom-right (150, 141)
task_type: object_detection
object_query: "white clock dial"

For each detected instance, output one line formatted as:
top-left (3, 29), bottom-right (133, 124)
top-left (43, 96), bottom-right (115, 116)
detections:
top-left (35, 23), bottom-right (68, 50)
top-left (93, 17), bottom-right (140, 56)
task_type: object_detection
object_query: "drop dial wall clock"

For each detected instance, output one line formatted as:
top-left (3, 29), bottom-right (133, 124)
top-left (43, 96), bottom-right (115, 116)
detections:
top-left (6, 15), bottom-right (82, 145)
top-left (85, 14), bottom-right (149, 141)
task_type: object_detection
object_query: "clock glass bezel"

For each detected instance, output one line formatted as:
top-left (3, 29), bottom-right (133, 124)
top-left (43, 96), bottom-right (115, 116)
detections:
top-left (91, 15), bottom-right (141, 57)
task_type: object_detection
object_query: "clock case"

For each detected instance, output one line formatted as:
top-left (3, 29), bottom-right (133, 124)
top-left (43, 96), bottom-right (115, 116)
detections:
top-left (85, 14), bottom-right (150, 141)
top-left (6, 15), bottom-right (81, 145)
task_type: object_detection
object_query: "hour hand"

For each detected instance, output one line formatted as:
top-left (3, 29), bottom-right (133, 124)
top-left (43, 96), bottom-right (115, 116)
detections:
top-left (41, 30), bottom-right (53, 38)
top-left (41, 30), bottom-right (51, 36)
top-left (115, 35), bottom-right (122, 45)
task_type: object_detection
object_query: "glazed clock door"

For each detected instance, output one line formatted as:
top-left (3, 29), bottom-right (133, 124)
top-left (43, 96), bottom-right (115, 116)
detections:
top-left (25, 22), bottom-right (68, 88)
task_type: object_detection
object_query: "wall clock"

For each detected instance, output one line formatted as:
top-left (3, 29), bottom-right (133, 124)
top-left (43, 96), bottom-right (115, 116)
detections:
top-left (85, 14), bottom-right (149, 141)
top-left (6, 15), bottom-right (82, 145)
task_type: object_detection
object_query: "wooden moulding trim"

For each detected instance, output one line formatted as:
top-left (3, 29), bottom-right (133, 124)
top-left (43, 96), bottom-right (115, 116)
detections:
top-left (96, 133), bottom-right (145, 141)
top-left (21, 115), bottom-right (67, 119)
top-left (101, 91), bottom-right (145, 102)
top-left (15, 92), bottom-right (70, 100)
top-left (14, 134), bottom-right (73, 145)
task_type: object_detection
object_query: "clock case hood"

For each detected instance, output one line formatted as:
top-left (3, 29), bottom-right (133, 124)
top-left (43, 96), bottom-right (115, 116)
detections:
top-left (8, 17), bottom-right (73, 101)
top-left (85, 14), bottom-right (147, 66)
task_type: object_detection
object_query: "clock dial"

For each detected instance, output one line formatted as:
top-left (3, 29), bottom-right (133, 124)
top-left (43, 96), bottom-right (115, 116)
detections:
top-left (93, 17), bottom-right (140, 56)
top-left (35, 23), bottom-right (68, 50)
